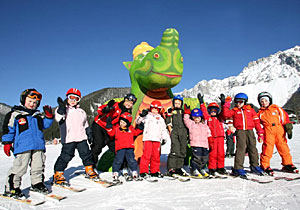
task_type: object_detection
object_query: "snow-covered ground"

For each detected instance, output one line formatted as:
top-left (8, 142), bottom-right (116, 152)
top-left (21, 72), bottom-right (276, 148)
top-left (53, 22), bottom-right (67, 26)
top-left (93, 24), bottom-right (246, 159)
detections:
top-left (1, 125), bottom-right (300, 210)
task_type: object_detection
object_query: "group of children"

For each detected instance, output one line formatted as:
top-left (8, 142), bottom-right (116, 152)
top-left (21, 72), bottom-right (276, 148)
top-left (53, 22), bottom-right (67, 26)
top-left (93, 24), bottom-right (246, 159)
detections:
top-left (1, 87), bottom-right (298, 198)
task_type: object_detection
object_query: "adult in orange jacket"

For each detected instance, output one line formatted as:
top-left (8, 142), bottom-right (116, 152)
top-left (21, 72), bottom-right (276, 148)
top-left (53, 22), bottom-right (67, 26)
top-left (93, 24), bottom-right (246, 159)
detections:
top-left (221, 93), bottom-right (265, 177)
top-left (257, 92), bottom-right (298, 175)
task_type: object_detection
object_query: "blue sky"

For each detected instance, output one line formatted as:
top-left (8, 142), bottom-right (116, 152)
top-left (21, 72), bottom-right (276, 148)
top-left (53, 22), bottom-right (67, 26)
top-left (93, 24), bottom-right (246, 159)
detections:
top-left (1, 0), bottom-right (300, 107)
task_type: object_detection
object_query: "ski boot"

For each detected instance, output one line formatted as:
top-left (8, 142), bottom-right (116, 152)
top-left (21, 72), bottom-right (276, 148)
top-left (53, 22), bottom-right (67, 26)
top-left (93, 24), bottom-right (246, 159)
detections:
top-left (216, 168), bottom-right (228, 175)
top-left (3, 187), bottom-right (25, 199)
top-left (250, 166), bottom-right (265, 176)
top-left (200, 169), bottom-right (209, 177)
top-left (139, 173), bottom-right (149, 178)
top-left (53, 171), bottom-right (70, 186)
top-left (31, 182), bottom-right (49, 194)
top-left (209, 169), bottom-right (216, 176)
top-left (132, 171), bottom-right (143, 181)
top-left (167, 168), bottom-right (176, 176)
top-left (175, 168), bottom-right (189, 177)
top-left (151, 171), bottom-right (164, 178)
top-left (264, 167), bottom-right (274, 176)
top-left (282, 165), bottom-right (299, 173)
top-left (231, 168), bottom-right (247, 179)
top-left (191, 169), bottom-right (203, 178)
top-left (85, 165), bottom-right (99, 180)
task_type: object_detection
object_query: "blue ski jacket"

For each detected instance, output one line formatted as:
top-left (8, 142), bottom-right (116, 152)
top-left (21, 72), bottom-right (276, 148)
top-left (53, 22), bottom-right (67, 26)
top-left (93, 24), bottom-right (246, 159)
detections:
top-left (2, 106), bottom-right (53, 155)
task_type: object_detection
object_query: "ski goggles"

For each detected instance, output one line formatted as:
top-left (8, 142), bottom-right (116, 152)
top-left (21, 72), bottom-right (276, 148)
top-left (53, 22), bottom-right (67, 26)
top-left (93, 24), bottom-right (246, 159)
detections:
top-left (234, 100), bottom-right (244, 104)
top-left (67, 94), bottom-right (81, 102)
top-left (27, 90), bottom-right (42, 100)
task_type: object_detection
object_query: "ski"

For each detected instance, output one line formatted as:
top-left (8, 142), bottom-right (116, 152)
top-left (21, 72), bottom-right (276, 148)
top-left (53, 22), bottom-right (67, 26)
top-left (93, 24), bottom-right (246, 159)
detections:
top-left (274, 176), bottom-right (300, 181)
top-left (246, 178), bottom-right (273, 184)
top-left (76, 172), bottom-right (122, 187)
top-left (0, 194), bottom-right (45, 206)
top-left (52, 183), bottom-right (86, 192)
top-left (171, 174), bottom-right (190, 182)
top-left (30, 190), bottom-right (67, 201)
top-left (142, 176), bottom-right (158, 182)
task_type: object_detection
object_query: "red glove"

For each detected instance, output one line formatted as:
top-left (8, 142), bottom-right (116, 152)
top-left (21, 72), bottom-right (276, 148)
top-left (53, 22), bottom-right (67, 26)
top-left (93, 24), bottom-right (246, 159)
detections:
top-left (43, 105), bottom-right (54, 119)
top-left (184, 104), bottom-right (191, 115)
top-left (4, 143), bottom-right (12, 156)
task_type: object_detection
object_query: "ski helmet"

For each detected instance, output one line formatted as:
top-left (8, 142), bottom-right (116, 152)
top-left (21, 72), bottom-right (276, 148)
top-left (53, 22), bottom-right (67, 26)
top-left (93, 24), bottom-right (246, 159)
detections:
top-left (66, 88), bottom-right (81, 98)
top-left (150, 100), bottom-right (162, 111)
top-left (20, 88), bottom-right (42, 107)
top-left (207, 102), bottom-right (220, 114)
top-left (124, 93), bottom-right (137, 104)
top-left (257, 92), bottom-right (272, 106)
top-left (191, 108), bottom-right (203, 117)
top-left (234, 93), bottom-right (248, 103)
top-left (173, 95), bottom-right (183, 106)
top-left (120, 112), bottom-right (132, 126)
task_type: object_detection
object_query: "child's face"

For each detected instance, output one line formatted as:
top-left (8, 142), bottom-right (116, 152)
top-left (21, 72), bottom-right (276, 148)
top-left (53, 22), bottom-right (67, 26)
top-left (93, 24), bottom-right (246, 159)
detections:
top-left (120, 120), bottom-right (127, 129)
top-left (124, 99), bottom-right (134, 109)
top-left (192, 116), bottom-right (201, 123)
top-left (24, 97), bottom-right (38, 110)
top-left (151, 108), bottom-right (159, 114)
top-left (209, 109), bottom-right (218, 116)
top-left (260, 98), bottom-right (270, 108)
top-left (235, 100), bottom-right (244, 109)
top-left (67, 94), bottom-right (81, 107)
top-left (173, 100), bottom-right (182, 109)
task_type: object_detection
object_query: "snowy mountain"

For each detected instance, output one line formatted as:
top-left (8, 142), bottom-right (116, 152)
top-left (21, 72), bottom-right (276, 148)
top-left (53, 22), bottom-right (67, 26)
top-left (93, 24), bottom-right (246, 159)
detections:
top-left (180, 45), bottom-right (300, 108)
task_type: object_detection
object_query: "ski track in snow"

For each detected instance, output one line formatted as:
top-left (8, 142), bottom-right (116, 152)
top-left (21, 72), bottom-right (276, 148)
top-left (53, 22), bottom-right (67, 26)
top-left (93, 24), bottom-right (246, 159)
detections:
top-left (0, 125), bottom-right (300, 210)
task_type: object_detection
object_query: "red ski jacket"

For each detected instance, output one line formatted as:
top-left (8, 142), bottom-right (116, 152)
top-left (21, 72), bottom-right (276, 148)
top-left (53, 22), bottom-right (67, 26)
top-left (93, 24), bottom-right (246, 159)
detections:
top-left (94, 102), bottom-right (122, 131)
top-left (221, 103), bottom-right (263, 134)
top-left (107, 125), bottom-right (142, 152)
top-left (200, 104), bottom-right (225, 138)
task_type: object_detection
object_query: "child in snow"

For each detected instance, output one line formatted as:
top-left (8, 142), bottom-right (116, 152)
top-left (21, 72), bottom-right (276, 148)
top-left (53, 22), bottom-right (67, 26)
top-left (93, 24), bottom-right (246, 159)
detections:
top-left (135, 100), bottom-right (170, 178)
top-left (53, 88), bottom-right (98, 186)
top-left (257, 92), bottom-right (298, 175)
top-left (2, 89), bottom-right (53, 197)
top-left (220, 93), bottom-right (265, 177)
top-left (165, 95), bottom-right (188, 176)
top-left (106, 112), bottom-right (143, 181)
top-left (183, 105), bottom-right (211, 178)
top-left (197, 93), bottom-right (227, 176)
top-left (225, 124), bottom-right (236, 158)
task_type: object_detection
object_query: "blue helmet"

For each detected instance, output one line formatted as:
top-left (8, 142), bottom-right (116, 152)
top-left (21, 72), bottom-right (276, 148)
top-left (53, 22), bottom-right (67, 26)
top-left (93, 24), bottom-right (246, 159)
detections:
top-left (173, 95), bottom-right (183, 107)
top-left (234, 93), bottom-right (248, 103)
top-left (191, 108), bottom-right (203, 117)
top-left (173, 95), bottom-right (183, 102)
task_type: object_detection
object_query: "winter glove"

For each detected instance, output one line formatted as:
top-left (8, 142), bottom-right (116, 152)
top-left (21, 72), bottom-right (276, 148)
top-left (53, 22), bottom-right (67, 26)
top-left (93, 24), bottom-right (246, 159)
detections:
top-left (136, 122), bottom-right (144, 130)
top-left (43, 105), bottom-right (54, 119)
top-left (3, 143), bottom-right (12, 157)
top-left (197, 93), bottom-right (204, 104)
top-left (161, 139), bottom-right (167, 146)
top-left (284, 123), bottom-right (293, 139)
top-left (85, 127), bottom-right (94, 145)
top-left (106, 117), bottom-right (113, 129)
top-left (102, 100), bottom-right (115, 113)
top-left (57, 97), bottom-right (67, 115)
top-left (208, 137), bottom-right (214, 151)
top-left (257, 134), bottom-right (265, 143)
top-left (167, 107), bottom-right (173, 114)
top-left (140, 109), bottom-right (149, 117)
top-left (219, 94), bottom-right (225, 106)
top-left (184, 104), bottom-right (191, 115)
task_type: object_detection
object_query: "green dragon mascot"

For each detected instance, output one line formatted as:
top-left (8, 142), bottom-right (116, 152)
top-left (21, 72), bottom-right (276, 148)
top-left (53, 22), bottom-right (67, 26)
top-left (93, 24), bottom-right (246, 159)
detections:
top-left (123, 28), bottom-right (184, 119)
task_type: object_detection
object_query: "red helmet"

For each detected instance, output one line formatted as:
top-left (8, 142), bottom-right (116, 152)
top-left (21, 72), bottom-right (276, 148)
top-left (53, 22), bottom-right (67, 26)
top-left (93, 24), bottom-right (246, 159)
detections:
top-left (207, 102), bottom-right (220, 114)
top-left (120, 112), bottom-right (132, 125)
top-left (66, 88), bottom-right (81, 97)
top-left (150, 100), bottom-right (162, 111)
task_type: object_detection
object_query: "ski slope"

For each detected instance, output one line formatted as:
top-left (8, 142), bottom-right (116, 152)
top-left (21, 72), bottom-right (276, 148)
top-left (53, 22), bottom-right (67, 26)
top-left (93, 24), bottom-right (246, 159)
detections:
top-left (0, 125), bottom-right (300, 210)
